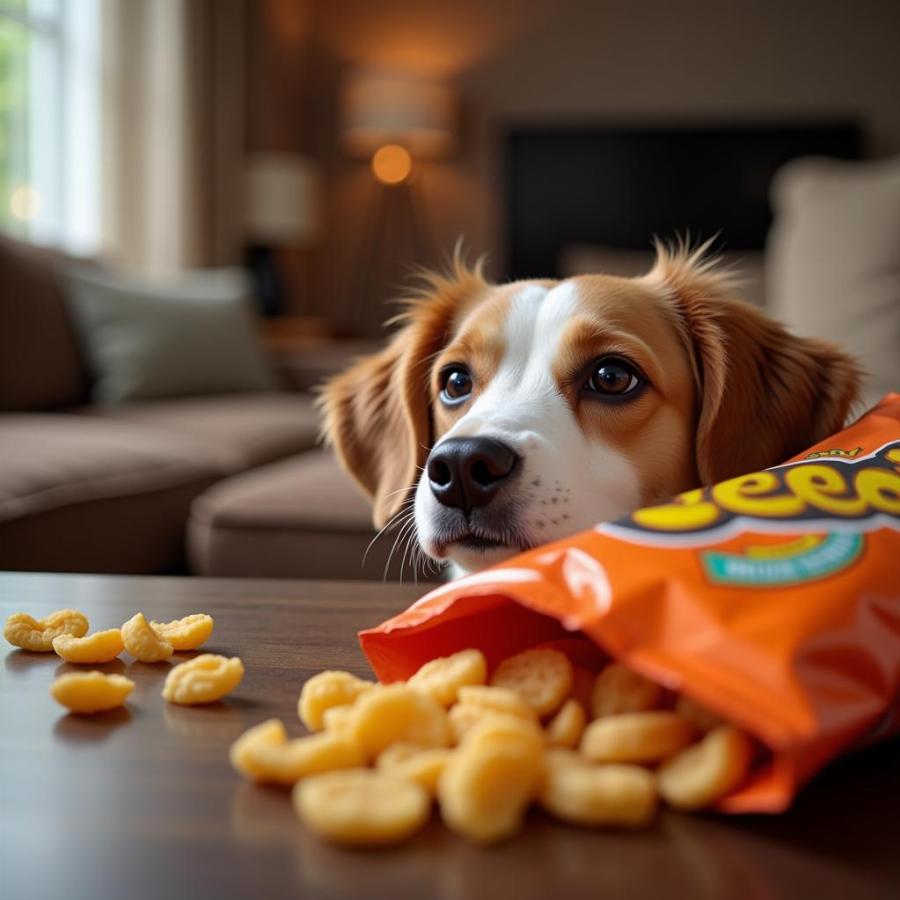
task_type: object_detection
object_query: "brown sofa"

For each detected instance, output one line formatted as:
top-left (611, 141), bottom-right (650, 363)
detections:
top-left (0, 233), bottom-right (413, 580)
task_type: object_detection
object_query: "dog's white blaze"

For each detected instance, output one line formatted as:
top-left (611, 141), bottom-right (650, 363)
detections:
top-left (416, 279), bottom-right (642, 574)
top-left (443, 282), bottom-right (573, 438)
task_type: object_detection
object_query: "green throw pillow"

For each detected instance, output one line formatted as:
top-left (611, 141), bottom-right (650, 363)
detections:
top-left (65, 265), bottom-right (275, 405)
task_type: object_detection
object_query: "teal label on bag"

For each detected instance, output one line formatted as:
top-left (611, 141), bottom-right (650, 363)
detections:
top-left (701, 532), bottom-right (864, 587)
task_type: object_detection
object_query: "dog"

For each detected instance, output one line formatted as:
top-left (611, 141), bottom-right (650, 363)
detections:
top-left (321, 242), bottom-right (861, 576)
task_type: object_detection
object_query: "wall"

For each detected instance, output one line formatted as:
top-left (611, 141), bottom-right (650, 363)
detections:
top-left (247, 0), bottom-right (900, 332)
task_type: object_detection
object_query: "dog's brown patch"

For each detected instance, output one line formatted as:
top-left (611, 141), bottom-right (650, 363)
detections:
top-left (554, 276), bottom-right (700, 503)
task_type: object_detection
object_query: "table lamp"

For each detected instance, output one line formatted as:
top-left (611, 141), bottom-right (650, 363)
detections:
top-left (244, 153), bottom-right (319, 317)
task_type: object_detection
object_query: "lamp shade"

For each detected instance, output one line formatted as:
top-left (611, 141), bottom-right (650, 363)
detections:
top-left (341, 69), bottom-right (456, 158)
top-left (244, 154), bottom-right (319, 245)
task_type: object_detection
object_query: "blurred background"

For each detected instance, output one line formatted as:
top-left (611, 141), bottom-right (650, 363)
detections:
top-left (1, 0), bottom-right (898, 581)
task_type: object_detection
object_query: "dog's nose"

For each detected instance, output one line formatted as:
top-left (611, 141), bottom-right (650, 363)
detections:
top-left (426, 437), bottom-right (519, 513)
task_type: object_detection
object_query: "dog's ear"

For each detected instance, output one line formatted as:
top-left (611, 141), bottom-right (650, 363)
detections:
top-left (320, 339), bottom-right (425, 529)
top-left (649, 241), bottom-right (863, 484)
top-left (320, 257), bottom-right (487, 528)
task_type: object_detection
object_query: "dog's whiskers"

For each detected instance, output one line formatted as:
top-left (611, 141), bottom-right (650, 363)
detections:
top-left (400, 517), bottom-right (428, 585)
top-left (362, 501), bottom-right (414, 567)
top-left (380, 485), bottom-right (415, 500)
top-left (384, 514), bottom-right (418, 582)
top-left (399, 516), bottom-right (425, 584)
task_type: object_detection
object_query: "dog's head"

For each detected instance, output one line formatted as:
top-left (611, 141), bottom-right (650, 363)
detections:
top-left (321, 244), bottom-right (861, 575)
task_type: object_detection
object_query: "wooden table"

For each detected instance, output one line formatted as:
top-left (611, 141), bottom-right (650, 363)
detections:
top-left (1, 572), bottom-right (898, 900)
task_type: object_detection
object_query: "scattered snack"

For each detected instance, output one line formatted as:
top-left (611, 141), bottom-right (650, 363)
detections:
top-left (438, 716), bottom-right (544, 844)
top-left (298, 670), bottom-right (374, 731)
top-left (581, 711), bottom-right (695, 764)
top-left (150, 614), bottom-right (214, 651)
top-left (249, 646), bottom-right (757, 849)
top-left (540, 750), bottom-right (657, 828)
top-left (447, 685), bottom-right (538, 742)
top-left (10, 600), bottom-right (756, 849)
top-left (231, 719), bottom-right (285, 772)
top-left (51, 671), bottom-right (135, 714)
top-left (293, 770), bottom-right (431, 847)
top-left (374, 741), bottom-right (428, 768)
top-left (490, 647), bottom-right (573, 716)
top-left (545, 698), bottom-right (587, 748)
top-left (449, 704), bottom-right (528, 744)
top-left (322, 704), bottom-right (355, 735)
top-left (162, 654), bottom-right (244, 705)
top-left (349, 684), bottom-right (451, 759)
top-left (5, 593), bottom-right (765, 850)
top-left (230, 718), bottom-right (363, 785)
top-left (456, 685), bottom-right (537, 720)
top-left (5, 608), bottom-right (89, 652)
top-left (591, 663), bottom-right (663, 718)
top-left (657, 725), bottom-right (754, 810)
top-left (52, 628), bottom-right (124, 664)
top-left (407, 648), bottom-right (487, 706)
top-left (121, 612), bottom-right (173, 663)
top-left (375, 744), bottom-right (453, 794)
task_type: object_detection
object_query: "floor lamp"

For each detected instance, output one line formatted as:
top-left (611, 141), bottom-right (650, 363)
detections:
top-left (341, 69), bottom-right (456, 335)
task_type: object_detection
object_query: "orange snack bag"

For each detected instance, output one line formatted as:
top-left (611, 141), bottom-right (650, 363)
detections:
top-left (360, 395), bottom-right (900, 814)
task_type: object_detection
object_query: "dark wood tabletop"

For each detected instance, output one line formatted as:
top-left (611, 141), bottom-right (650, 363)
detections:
top-left (1, 572), bottom-right (898, 900)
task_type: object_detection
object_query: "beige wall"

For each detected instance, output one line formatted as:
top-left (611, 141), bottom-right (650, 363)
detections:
top-left (248, 0), bottom-right (900, 332)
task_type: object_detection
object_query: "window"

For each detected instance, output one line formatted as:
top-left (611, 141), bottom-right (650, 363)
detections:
top-left (0, 0), bottom-right (100, 252)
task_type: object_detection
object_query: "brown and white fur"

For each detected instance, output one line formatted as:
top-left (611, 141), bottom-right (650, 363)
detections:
top-left (321, 242), bottom-right (861, 577)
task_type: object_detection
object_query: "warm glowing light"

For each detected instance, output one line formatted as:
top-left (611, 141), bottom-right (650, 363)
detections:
top-left (343, 70), bottom-right (455, 158)
top-left (9, 184), bottom-right (41, 221)
top-left (371, 144), bottom-right (412, 185)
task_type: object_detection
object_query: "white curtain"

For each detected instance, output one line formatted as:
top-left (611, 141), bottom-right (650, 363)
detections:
top-left (101, 0), bottom-right (246, 274)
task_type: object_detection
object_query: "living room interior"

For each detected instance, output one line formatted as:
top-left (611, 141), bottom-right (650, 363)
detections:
top-left (3, 2), bottom-right (900, 894)
top-left (2, 0), bottom-right (899, 582)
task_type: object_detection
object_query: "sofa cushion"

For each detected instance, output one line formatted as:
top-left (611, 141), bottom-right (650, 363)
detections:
top-left (188, 451), bottom-right (432, 581)
top-left (64, 265), bottom-right (276, 404)
top-left (81, 393), bottom-right (321, 474)
top-left (0, 415), bottom-right (221, 573)
top-left (767, 156), bottom-right (900, 409)
top-left (0, 234), bottom-right (89, 411)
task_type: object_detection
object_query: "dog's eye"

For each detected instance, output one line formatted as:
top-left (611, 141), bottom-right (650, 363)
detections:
top-left (584, 357), bottom-right (643, 398)
top-left (440, 366), bottom-right (473, 404)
